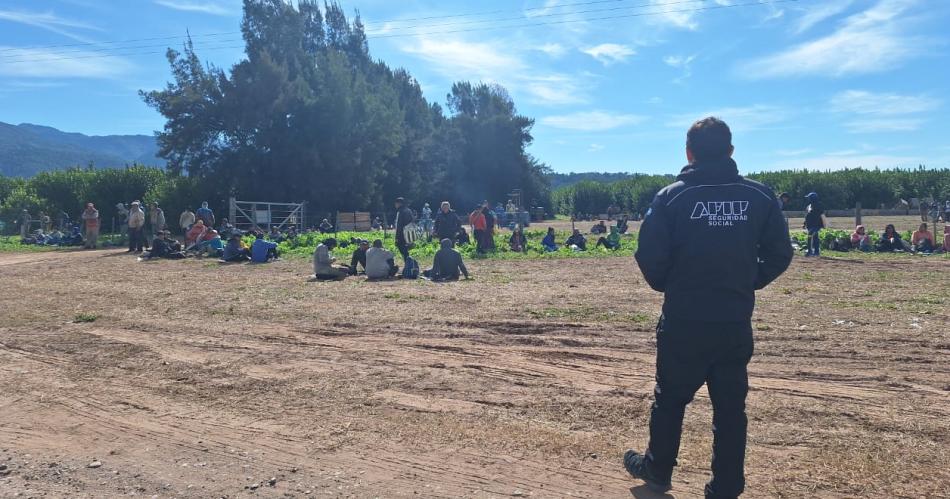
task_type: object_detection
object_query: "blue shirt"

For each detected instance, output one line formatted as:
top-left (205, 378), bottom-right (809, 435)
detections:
top-left (251, 238), bottom-right (277, 262)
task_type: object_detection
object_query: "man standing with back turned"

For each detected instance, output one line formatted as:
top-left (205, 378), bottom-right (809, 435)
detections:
top-left (625, 117), bottom-right (792, 498)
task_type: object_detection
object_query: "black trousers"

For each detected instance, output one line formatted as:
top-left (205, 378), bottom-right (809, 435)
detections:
top-left (128, 227), bottom-right (145, 252)
top-left (646, 316), bottom-right (753, 499)
top-left (396, 238), bottom-right (410, 262)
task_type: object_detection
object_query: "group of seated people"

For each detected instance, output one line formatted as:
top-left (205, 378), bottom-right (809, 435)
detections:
top-left (843, 223), bottom-right (950, 253)
top-left (531, 226), bottom-right (623, 252)
top-left (19, 226), bottom-right (84, 247)
top-left (313, 237), bottom-right (468, 282)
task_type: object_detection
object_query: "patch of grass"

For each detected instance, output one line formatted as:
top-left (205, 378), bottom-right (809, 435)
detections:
top-left (383, 292), bottom-right (433, 302)
top-left (0, 236), bottom-right (57, 253)
top-left (73, 313), bottom-right (98, 323)
top-left (526, 306), bottom-right (652, 323)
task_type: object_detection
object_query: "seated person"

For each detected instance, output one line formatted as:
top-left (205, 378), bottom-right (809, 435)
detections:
top-left (424, 238), bottom-right (469, 282)
top-left (596, 226), bottom-right (622, 250)
top-left (591, 220), bottom-right (608, 234)
top-left (616, 217), bottom-right (630, 234)
top-left (250, 233), bottom-right (280, 262)
top-left (217, 218), bottom-right (235, 238)
top-left (144, 231), bottom-right (185, 259)
top-left (850, 225), bottom-right (871, 252)
top-left (365, 239), bottom-right (399, 279)
top-left (201, 230), bottom-right (225, 257)
top-left (509, 227), bottom-right (527, 252)
top-left (185, 220), bottom-right (207, 248)
top-left (876, 224), bottom-right (905, 252)
top-left (565, 229), bottom-right (587, 251)
top-left (318, 218), bottom-right (333, 233)
top-left (542, 227), bottom-right (558, 252)
top-left (349, 239), bottom-right (370, 275)
top-left (313, 238), bottom-right (347, 280)
top-left (912, 223), bottom-right (935, 253)
top-left (268, 226), bottom-right (284, 243)
top-left (456, 227), bottom-right (471, 246)
top-left (371, 216), bottom-right (383, 230)
top-left (44, 230), bottom-right (64, 246)
top-left (222, 233), bottom-right (251, 262)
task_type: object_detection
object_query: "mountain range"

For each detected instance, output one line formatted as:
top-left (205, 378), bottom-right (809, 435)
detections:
top-left (0, 121), bottom-right (165, 177)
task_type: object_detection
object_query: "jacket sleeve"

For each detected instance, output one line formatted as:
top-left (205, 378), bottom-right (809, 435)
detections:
top-left (634, 194), bottom-right (673, 292)
top-left (754, 200), bottom-right (793, 290)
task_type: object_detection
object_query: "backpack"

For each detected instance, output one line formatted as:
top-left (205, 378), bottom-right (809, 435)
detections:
top-left (403, 223), bottom-right (418, 245)
top-left (402, 257), bottom-right (419, 279)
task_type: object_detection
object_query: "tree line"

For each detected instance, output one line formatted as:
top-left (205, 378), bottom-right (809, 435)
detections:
top-left (552, 167), bottom-right (950, 216)
top-left (140, 0), bottom-right (550, 216)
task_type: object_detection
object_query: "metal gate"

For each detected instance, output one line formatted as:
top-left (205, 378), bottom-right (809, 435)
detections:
top-left (228, 197), bottom-right (306, 232)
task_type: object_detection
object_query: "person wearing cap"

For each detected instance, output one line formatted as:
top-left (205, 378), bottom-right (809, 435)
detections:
top-left (348, 239), bottom-right (370, 275)
top-left (424, 238), bottom-right (469, 282)
top-left (394, 197), bottom-right (414, 263)
top-left (434, 201), bottom-right (461, 242)
top-left (81, 202), bottom-right (100, 249)
top-left (222, 233), bottom-right (251, 262)
top-left (365, 239), bottom-right (398, 279)
top-left (626, 117), bottom-right (792, 497)
top-left (127, 201), bottom-right (146, 252)
top-left (143, 231), bottom-right (185, 259)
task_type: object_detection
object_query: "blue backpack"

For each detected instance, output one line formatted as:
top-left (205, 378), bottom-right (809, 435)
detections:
top-left (402, 257), bottom-right (419, 279)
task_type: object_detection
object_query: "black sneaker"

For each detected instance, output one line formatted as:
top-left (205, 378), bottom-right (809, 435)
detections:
top-left (623, 450), bottom-right (672, 493)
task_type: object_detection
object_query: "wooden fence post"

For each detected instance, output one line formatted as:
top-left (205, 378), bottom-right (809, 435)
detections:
top-left (855, 202), bottom-right (862, 227)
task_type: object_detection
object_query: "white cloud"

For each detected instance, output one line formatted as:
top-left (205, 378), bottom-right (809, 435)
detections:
top-left (153, 0), bottom-right (238, 16)
top-left (399, 36), bottom-right (587, 106)
top-left (792, 0), bottom-right (854, 34)
top-left (536, 43), bottom-right (567, 58)
top-left (0, 9), bottom-right (101, 43)
top-left (0, 46), bottom-right (133, 79)
top-left (663, 55), bottom-right (695, 68)
top-left (668, 105), bottom-right (789, 132)
top-left (646, 0), bottom-right (700, 30)
top-left (588, 143), bottom-right (605, 153)
top-left (776, 148), bottom-right (813, 157)
top-left (540, 111), bottom-right (647, 131)
top-left (830, 89), bottom-right (941, 133)
top-left (738, 0), bottom-right (928, 79)
top-left (582, 43), bottom-right (635, 66)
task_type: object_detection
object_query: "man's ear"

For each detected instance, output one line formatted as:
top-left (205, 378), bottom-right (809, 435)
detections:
top-left (729, 145), bottom-right (735, 157)
top-left (686, 147), bottom-right (694, 164)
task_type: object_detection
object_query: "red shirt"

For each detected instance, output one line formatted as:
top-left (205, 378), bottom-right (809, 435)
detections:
top-left (469, 211), bottom-right (487, 231)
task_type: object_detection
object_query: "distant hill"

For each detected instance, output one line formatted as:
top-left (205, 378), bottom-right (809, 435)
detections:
top-left (547, 171), bottom-right (635, 189)
top-left (0, 122), bottom-right (165, 177)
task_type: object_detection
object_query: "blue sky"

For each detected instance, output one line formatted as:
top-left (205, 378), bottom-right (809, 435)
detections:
top-left (1, 0), bottom-right (949, 174)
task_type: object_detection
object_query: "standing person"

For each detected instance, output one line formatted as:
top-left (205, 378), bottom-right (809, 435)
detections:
top-left (627, 117), bottom-right (792, 497)
top-left (115, 203), bottom-right (129, 244)
top-left (81, 203), bottom-right (100, 249)
top-left (482, 201), bottom-right (497, 250)
top-left (420, 203), bottom-right (434, 239)
top-left (394, 197), bottom-right (414, 263)
top-left (127, 201), bottom-right (146, 253)
top-left (803, 192), bottom-right (826, 257)
top-left (149, 202), bottom-right (163, 234)
top-left (434, 201), bottom-right (461, 242)
top-left (39, 211), bottom-right (51, 232)
top-left (196, 201), bottom-right (215, 227)
top-left (179, 208), bottom-right (195, 234)
top-left (18, 209), bottom-right (31, 239)
top-left (469, 206), bottom-right (488, 254)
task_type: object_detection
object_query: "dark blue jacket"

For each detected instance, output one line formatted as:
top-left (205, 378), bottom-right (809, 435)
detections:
top-left (635, 157), bottom-right (792, 321)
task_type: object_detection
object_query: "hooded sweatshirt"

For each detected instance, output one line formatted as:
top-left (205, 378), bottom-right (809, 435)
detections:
top-left (430, 238), bottom-right (468, 281)
top-left (635, 157), bottom-right (792, 322)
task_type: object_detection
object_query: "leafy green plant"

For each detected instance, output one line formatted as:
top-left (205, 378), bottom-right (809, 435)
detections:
top-left (74, 313), bottom-right (98, 323)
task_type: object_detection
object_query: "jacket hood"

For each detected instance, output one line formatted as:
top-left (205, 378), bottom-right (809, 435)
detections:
top-left (676, 157), bottom-right (740, 184)
top-left (806, 192), bottom-right (819, 202)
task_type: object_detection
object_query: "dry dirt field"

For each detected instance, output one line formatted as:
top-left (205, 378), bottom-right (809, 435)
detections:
top-left (0, 248), bottom-right (948, 498)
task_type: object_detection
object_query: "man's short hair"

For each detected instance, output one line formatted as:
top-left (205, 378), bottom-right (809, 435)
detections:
top-left (686, 117), bottom-right (733, 161)
top-left (395, 197), bottom-right (405, 204)
top-left (372, 239), bottom-right (383, 248)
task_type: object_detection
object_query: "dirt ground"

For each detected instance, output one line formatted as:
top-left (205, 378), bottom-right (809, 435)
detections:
top-left (0, 248), bottom-right (948, 498)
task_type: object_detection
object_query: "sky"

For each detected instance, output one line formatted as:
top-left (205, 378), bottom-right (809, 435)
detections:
top-left (1, 0), bottom-right (949, 175)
